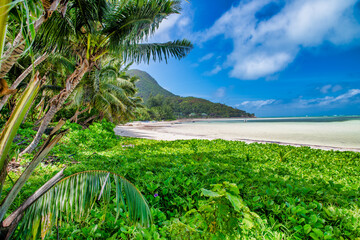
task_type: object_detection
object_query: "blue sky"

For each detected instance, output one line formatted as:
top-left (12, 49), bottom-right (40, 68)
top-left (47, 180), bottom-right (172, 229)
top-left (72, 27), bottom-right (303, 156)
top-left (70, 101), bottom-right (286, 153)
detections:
top-left (134, 0), bottom-right (360, 117)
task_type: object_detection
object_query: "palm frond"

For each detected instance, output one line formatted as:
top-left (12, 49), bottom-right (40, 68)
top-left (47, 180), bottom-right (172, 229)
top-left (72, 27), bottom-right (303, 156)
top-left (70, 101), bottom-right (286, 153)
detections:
top-left (72, 0), bottom-right (109, 33)
top-left (52, 54), bottom-right (76, 72)
top-left (17, 171), bottom-right (151, 239)
top-left (104, 92), bottom-right (128, 111)
top-left (107, 78), bottom-right (136, 92)
top-left (99, 65), bottom-right (118, 80)
top-left (122, 39), bottom-right (193, 64)
top-left (34, 11), bottom-right (75, 52)
top-left (103, 0), bottom-right (181, 48)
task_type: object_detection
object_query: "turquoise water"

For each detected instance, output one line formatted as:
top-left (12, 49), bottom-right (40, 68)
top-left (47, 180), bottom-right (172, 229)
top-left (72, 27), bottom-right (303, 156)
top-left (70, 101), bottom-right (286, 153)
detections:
top-left (176, 116), bottom-right (360, 149)
top-left (191, 116), bottom-right (360, 124)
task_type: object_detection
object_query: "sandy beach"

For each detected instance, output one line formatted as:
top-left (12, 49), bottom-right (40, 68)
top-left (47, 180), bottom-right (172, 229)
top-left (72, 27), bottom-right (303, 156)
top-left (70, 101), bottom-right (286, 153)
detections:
top-left (114, 118), bottom-right (360, 152)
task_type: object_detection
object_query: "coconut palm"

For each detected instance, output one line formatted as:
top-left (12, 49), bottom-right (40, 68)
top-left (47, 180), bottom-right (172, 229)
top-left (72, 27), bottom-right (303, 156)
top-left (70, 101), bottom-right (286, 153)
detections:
top-left (21, 0), bottom-right (193, 154)
top-left (70, 60), bottom-right (143, 124)
top-left (0, 3), bottom-right (151, 238)
top-left (0, 72), bottom-right (151, 240)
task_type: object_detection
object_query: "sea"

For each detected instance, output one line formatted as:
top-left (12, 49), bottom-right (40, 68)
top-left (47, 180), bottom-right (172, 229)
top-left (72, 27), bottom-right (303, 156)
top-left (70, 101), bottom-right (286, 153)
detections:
top-left (190, 115), bottom-right (360, 124)
top-left (179, 116), bottom-right (360, 150)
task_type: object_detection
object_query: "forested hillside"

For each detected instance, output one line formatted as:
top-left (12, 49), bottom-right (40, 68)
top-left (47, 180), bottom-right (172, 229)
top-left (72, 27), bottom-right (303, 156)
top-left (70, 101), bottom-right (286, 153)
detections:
top-left (127, 69), bottom-right (175, 101)
top-left (128, 69), bottom-right (254, 120)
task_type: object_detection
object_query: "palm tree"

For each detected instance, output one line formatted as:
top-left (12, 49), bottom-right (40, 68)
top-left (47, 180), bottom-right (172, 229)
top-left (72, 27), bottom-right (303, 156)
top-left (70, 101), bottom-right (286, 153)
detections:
top-left (21, 0), bottom-right (193, 154)
top-left (0, 71), bottom-right (151, 239)
top-left (0, 1), bottom-right (152, 238)
top-left (70, 60), bottom-right (143, 124)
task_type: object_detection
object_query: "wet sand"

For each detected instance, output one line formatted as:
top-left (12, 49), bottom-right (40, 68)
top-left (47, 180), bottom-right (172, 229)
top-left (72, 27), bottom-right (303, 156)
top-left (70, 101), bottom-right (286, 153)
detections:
top-left (114, 119), bottom-right (360, 152)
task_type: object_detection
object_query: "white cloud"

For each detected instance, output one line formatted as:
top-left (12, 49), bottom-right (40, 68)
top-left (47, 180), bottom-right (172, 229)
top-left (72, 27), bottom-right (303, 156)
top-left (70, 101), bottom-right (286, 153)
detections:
top-left (240, 99), bottom-right (276, 108)
top-left (298, 89), bottom-right (360, 107)
top-left (178, 17), bottom-right (191, 28)
top-left (205, 65), bottom-right (222, 76)
top-left (318, 89), bottom-right (360, 106)
top-left (151, 14), bottom-right (181, 42)
top-left (229, 52), bottom-right (293, 79)
top-left (331, 85), bottom-right (343, 93)
top-left (236, 89), bottom-right (360, 115)
top-left (199, 53), bottom-right (214, 62)
top-left (320, 85), bottom-right (332, 94)
top-left (320, 84), bottom-right (344, 94)
top-left (214, 87), bottom-right (226, 98)
top-left (149, 2), bottom-right (194, 43)
top-left (200, 0), bottom-right (360, 80)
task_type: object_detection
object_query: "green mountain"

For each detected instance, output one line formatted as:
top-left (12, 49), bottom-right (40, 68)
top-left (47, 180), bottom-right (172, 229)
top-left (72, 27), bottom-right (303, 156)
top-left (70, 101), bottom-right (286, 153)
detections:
top-left (128, 69), bottom-right (254, 119)
top-left (127, 69), bottom-right (175, 101)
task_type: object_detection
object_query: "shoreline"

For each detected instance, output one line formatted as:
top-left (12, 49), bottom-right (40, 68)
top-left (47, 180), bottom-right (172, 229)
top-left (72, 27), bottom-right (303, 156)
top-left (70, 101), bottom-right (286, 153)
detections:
top-left (115, 120), bottom-right (360, 152)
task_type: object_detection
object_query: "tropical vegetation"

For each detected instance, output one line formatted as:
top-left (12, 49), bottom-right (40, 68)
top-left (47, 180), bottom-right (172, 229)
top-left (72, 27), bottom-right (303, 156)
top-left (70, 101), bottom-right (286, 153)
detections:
top-left (0, 0), bottom-right (191, 238)
top-left (127, 69), bottom-right (254, 120)
top-left (5, 120), bottom-right (360, 239)
top-left (1, 0), bottom-right (359, 239)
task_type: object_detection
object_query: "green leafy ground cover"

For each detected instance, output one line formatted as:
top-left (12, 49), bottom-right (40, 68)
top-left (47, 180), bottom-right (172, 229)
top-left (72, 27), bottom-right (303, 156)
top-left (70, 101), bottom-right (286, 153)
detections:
top-left (6, 121), bottom-right (360, 239)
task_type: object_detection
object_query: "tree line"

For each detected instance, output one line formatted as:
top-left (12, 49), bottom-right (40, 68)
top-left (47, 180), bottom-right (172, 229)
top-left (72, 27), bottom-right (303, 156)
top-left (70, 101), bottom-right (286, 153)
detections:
top-left (137, 94), bottom-right (255, 120)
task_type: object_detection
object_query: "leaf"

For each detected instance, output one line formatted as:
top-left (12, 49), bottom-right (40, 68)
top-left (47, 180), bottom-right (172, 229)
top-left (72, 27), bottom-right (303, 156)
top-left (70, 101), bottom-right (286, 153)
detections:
top-left (252, 196), bottom-right (260, 201)
top-left (310, 232), bottom-right (319, 240)
top-left (304, 224), bottom-right (312, 234)
top-left (201, 188), bottom-right (220, 198)
top-left (242, 213), bottom-right (255, 230)
top-left (294, 225), bottom-right (302, 232)
top-left (313, 228), bottom-right (324, 238)
top-left (17, 171), bottom-right (152, 239)
top-left (310, 214), bottom-right (318, 224)
top-left (227, 183), bottom-right (239, 195)
top-left (226, 193), bottom-right (245, 212)
top-left (0, 72), bottom-right (41, 196)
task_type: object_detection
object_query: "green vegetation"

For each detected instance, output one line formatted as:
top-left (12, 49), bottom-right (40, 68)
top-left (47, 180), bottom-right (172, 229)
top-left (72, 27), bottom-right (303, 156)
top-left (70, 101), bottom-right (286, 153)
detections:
top-left (128, 69), bottom-right (254, 120)
top-left (127, 69), bottom-right (175, 102)
top-left (1, 0), bottom-right (358, 239)
top-left (6, 121), bottom-right (360, 239)
top-left (143, 95), bottom-right (254, 120)
top-left (0, 0), bottom-right (191, 238)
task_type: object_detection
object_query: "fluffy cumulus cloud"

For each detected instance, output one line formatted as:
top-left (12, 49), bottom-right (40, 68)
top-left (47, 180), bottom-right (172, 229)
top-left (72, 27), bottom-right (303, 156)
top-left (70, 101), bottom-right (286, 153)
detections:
top-left (201, 0), bottom-right (360, 80)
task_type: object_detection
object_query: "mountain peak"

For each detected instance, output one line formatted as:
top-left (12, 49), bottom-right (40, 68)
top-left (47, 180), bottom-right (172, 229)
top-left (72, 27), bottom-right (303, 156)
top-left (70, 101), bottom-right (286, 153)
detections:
top-left (127, 69), bottom-right (174, 102)
top-left (127, 69), bottom-right (254, 119)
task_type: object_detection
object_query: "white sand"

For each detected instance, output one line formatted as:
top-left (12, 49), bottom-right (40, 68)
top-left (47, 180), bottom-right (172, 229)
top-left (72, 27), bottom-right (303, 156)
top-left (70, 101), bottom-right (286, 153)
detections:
top-left (114, 119), bottom-right (360, 152)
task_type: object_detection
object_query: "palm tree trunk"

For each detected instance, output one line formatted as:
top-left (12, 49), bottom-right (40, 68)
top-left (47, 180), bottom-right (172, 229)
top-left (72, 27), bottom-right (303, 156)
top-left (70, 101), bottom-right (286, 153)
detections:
top-left (20, 59), bottom-right (92, 155)
top-left (69, 106), bottom-right (90, 123)
top-left (83, 114), bottom-right (99, 125)
top-left (0, 31), bottom-right (26, 78)
top-left (0, 52), bottom-right (48, 111)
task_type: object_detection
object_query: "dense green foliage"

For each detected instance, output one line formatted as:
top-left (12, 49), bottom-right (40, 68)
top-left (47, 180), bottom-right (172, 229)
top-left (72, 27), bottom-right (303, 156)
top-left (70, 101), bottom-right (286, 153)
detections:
top-left (127, 69), bottom-right (254, 120)
top-left (6, 121), bottom-right (360, 239)
top-left (127, 69), bottom-right (175, 102)
top-left (143, 94), bottom-right (254, 120)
